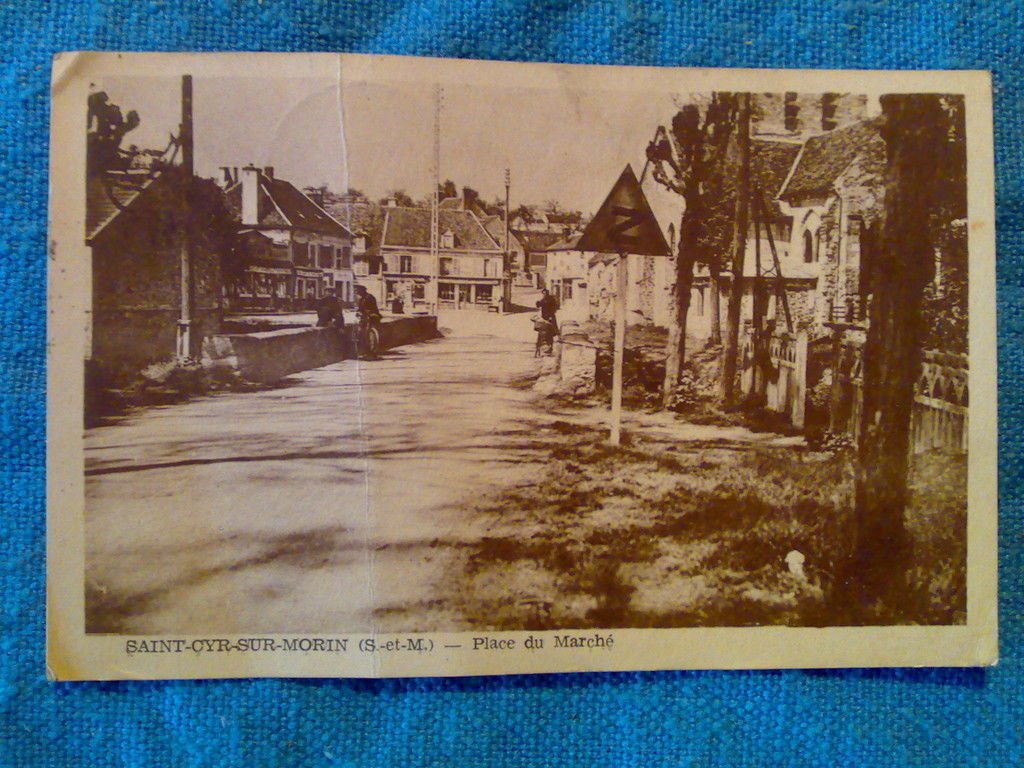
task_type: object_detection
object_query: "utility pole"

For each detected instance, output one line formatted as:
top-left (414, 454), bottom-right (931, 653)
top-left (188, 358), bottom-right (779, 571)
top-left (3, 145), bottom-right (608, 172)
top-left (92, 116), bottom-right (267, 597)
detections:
top-left (610, 252), bottom-right (628, 445)
top-left (429, 85), bottom-right (442, 313)
top-left (720, 92), bottom-right (751, 407)
top-left (504, 167), bottom-right (511, 311)
top-left (176, 74), bottom-right (194, 361)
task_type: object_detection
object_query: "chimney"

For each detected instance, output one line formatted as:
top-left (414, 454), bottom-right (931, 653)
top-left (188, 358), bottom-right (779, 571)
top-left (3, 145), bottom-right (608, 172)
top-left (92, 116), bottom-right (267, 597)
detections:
top-left (241, 165), bottom-right (260, 226)
top-left (821, 93), bottom-right (838, 132)
top-left (263, 166), bottom-right (274, 180)
top-left (219, 166), bottom-right (234, 188)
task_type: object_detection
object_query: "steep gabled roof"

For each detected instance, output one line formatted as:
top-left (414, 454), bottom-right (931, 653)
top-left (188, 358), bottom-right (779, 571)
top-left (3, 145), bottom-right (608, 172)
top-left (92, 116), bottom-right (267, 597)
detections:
top-left (85, 171), bottom-right (161, 242)
top-left (480, 215), bottom-right (515, 249)
top-left (513, 229), bottom-right (565, 253)
top-left (547, 234), bottom-right (583, 252)
top-left (225, 174), bottom-right (353, 237)
top-left (381, 207), bottom-right (501, 251)
top-left (751, 139), bottom-right (803, 213)
top-left (778, 119), bottom-right (885, 203)
top-left (438, 194), bottom-right (491, 219)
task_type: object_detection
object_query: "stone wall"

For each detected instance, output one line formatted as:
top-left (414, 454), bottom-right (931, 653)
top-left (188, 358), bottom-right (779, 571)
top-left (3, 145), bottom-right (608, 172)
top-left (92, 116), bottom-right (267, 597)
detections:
top-left (203, 315), bottom-right (439, 383)
top-left (92, 308), bottom-right (222, 382)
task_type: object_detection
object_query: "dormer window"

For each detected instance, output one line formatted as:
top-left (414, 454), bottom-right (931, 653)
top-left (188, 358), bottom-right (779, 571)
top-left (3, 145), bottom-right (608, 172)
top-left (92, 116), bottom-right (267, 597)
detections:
top-left (440, 230), bottom-right (456, 249)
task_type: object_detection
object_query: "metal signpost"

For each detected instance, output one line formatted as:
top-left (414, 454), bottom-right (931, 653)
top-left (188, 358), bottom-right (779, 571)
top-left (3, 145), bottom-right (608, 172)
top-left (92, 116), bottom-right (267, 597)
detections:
top-left (577, 164), bottom-right (671, 445)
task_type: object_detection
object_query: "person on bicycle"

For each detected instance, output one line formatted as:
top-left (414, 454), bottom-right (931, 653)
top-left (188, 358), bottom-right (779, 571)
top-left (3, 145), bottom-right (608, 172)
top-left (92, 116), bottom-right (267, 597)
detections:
top-left (355, 285), bottom-right (381, 323)
top-left (354, 285), bottom-right (382, 357)
top-left (534, 288), bottom-right (560, 356)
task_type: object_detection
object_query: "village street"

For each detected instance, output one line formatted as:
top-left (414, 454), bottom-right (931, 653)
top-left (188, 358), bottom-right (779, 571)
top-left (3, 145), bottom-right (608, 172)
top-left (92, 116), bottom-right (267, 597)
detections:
top-left (85, 300), bottom-right (825, 635)
top-left (85, 308), bottom-right (545, 634)
top-left (87, 301), bottom-right (653, 635)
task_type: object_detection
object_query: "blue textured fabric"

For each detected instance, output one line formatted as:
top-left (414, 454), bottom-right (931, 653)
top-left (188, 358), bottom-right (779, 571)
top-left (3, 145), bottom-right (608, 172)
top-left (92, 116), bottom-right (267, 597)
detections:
top-left (1, 1), bottom-right (1021, 765)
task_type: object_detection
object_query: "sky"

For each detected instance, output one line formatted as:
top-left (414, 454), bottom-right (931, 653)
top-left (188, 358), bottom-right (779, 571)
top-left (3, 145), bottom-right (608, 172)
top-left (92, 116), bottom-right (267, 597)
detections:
top-left (98, 75), bottom-right (679, 216)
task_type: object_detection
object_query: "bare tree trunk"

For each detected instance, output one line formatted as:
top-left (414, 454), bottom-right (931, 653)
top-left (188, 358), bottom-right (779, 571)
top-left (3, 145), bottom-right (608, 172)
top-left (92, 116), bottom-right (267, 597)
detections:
top-left (708, 264), bottom-right (721, 345)
top-left (844, 94), bottom-right (946, 613)
top-left (662, 244), bottom-right (696, 407)
top-left (720, 92), bottom-right (751, 407)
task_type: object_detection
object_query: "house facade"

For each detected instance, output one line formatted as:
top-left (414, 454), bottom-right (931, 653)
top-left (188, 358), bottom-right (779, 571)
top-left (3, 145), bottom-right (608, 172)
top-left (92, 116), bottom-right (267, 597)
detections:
top-left (482, 215), bottom-right (530, 286)
top-left (223, 166), bottom-right (354, 312)
top-left (86, 168), bottom-right (225, 377)
top-left (321, 196), bottom-right (387, 307)
top-left (513, 230), bottom-right (566, 289)
top-left (774, 119), bottom-right (887, 337)
top-left (378, 205), bottom-right (507, 311)
top-left (545, 235), bottom-right (591, 322)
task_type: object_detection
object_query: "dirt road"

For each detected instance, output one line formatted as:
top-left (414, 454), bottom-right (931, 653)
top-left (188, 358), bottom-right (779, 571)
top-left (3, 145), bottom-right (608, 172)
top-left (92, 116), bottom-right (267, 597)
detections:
top-left (85, 312), bottom-right (552, 634)
top-left (85, 306), bottom-right (829, 635)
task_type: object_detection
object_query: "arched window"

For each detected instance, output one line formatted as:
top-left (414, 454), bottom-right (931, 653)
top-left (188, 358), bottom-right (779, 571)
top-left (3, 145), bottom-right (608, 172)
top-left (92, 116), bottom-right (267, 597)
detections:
top-left (803, 230), bottom-right (814, 263)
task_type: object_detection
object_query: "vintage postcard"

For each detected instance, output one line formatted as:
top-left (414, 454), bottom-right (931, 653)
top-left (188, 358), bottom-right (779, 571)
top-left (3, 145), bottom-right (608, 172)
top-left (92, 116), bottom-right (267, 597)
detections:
top-left (47, 52), bottom-right (997, 680)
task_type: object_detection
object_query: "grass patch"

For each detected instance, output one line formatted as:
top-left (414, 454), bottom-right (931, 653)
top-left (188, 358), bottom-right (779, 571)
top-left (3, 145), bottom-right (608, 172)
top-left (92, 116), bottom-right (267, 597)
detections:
top-left (456, 422), bottom-right (966, 629)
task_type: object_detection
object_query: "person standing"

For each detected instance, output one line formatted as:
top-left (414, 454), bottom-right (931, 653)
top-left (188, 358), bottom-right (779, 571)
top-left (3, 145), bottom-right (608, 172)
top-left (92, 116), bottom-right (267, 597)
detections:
top-left (316, 288), bottom-right (344, 330)
top-left (536, 288), bottom-right (560, 326)
top-left (534, 288), bottom-right (560, 356)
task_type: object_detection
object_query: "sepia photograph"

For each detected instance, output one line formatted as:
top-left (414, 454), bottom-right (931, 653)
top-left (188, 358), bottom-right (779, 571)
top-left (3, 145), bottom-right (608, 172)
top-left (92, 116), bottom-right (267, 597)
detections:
top-left (47, 53), bottom-right (997, 679)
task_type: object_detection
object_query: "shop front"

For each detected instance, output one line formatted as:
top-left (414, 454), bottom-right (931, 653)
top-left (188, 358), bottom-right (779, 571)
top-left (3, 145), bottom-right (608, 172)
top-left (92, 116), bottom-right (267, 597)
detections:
top-left (437, 278), bottom-right (502, 311)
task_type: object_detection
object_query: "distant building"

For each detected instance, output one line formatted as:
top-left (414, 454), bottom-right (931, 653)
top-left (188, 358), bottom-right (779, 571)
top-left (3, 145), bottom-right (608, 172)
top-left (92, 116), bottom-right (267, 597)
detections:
top-left (86, 168), bottom-right (227, 376)
top-left (222, 166), bottom-right (354, 311)
top-left (545, 234), bottom-right (591, 321)
top-left (482, 215), bottom-right (529, 286)
top-left (320, 196), bottom-right (387, 306)
top-left (510, 208), bottom-right (582, 234)
top-left (378, 204), bottom-right (507, 311)
top-left (513, 230), bottom-right (566, 289)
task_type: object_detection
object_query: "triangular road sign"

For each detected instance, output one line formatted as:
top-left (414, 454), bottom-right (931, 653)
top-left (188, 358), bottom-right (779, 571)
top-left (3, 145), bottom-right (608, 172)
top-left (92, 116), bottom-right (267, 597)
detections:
top-left (577, 164), bottom-right (672, 257)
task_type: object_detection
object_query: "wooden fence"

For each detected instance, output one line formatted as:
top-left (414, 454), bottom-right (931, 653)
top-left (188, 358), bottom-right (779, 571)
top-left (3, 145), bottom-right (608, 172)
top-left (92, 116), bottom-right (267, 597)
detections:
top-left (739, 327), bottom-right (808, 428)
top-left (831, 336), bottom-right (967, 454)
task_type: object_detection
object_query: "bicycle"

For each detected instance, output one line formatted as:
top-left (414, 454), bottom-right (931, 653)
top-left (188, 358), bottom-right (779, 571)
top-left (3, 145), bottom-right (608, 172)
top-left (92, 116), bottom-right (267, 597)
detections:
top-left (355, 311), bottom-right (382, 360)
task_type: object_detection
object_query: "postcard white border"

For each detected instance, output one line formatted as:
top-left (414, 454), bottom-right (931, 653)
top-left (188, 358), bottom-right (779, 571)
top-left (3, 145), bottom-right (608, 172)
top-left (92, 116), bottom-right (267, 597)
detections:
top-left (47, 52), bottom-right (998, 680)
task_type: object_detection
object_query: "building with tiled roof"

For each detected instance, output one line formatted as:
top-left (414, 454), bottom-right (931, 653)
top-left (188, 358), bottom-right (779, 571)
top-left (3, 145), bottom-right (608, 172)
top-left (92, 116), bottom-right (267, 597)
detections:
top-left (85, 167), bottom-right (228, 376)
top-left (481, 215), bottom-right (530, 286)
top-left (222, 166), bottom-right (355, 311)
top-left (511, 229), bottom-right (566, 288)
top-left (778, 120), bottom-right (885, 204)
top-left (544, 234), bottom-right (592, 322)
top-left (320, 198), bottom-right (387, 272)
top-left (772, 120), bottom-right (888, 332)
top-left (382, 207), bottom-right (501, 251)
top-left (374, 204), bottom-right (507, 311)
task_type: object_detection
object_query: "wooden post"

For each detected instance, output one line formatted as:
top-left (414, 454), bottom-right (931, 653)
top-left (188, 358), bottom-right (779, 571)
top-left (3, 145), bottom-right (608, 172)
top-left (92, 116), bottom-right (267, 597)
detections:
top-left (176, 74), bottom-right (194, 361)
top-left (721, 92), bottom-right (751, 406)
top-left (792, 331), bottom-right (808, 428)
top-left (610, 253), bottom-right (628, 445)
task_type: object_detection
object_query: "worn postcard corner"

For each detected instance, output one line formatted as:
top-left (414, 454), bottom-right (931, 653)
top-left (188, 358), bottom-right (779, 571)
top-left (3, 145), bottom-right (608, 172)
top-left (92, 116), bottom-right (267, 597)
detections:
top-left (46, 51), bottom-right (997, 680)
